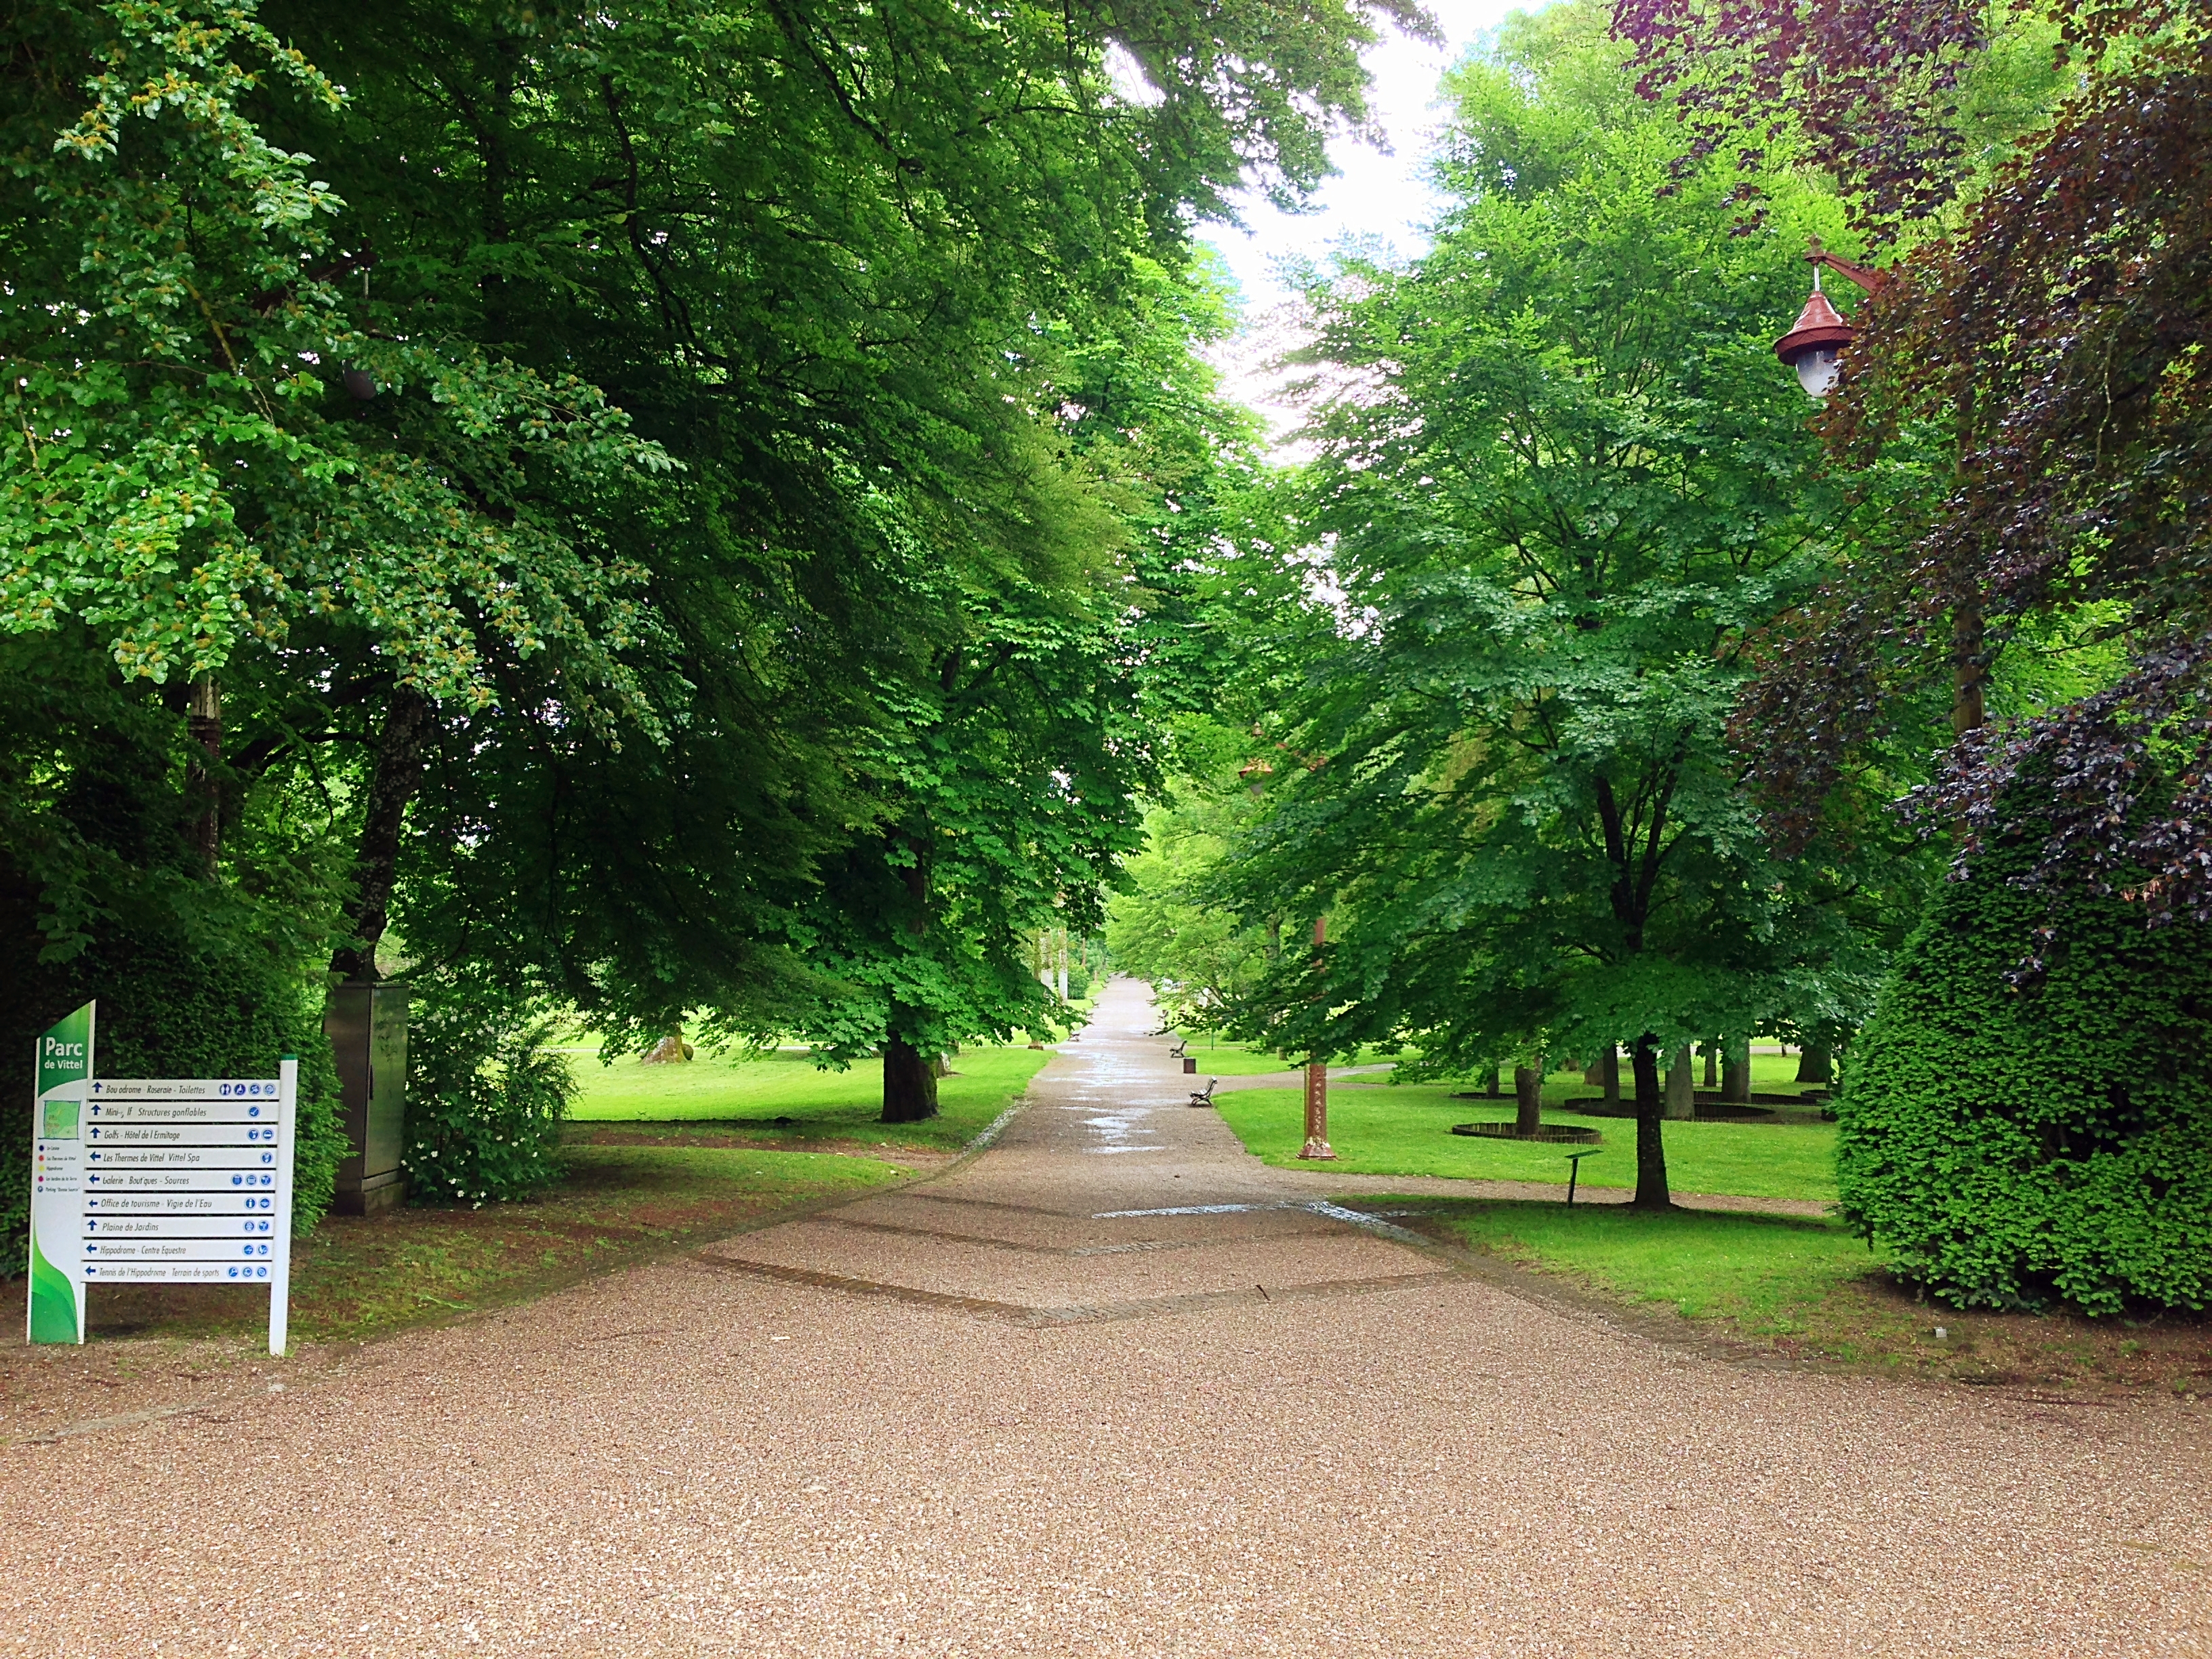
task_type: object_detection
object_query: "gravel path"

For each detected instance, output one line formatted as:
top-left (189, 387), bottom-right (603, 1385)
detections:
top-left (1, 979), bottom-right (2207, 1656)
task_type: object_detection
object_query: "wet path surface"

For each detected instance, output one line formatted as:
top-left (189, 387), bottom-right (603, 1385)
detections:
top-left (688, 984), bottom-right (1454, 1328)
top-left (1, 979), bottom-right (2208, 1656)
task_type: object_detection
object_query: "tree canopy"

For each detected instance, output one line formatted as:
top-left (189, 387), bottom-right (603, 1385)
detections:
top-left (0, 0), bottom-right (1422, 1245)
top-left (1187, 6), bottom-right (1923, 1203)
top-left (1635, 0), bottom-right (2212, 925)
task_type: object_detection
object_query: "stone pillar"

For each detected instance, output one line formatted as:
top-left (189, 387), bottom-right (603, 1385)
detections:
top-left (325, 981), bottom-right (408, 1216)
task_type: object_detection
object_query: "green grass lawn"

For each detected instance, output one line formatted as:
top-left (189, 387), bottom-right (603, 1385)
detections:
top-left (564, 1042), bottom-right (1052, 1150)
top-left (1216, 1080), bottom-right (1838, 1202)
top-left (1406, 1200), bottom-right (1879, 1330)
top-left (1346, 1195), bottom-right (2211, 1393)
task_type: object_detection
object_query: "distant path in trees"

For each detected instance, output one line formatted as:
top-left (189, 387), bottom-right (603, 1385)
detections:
top-left (1, 979), bottom-right (2205, 1654)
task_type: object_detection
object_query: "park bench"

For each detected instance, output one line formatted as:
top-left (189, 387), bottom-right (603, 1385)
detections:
top-left (1189, 1076), bottom-right (1218, 1109)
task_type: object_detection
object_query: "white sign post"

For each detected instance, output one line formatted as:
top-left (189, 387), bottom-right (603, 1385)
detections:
top-left (29, 1002), bottom-right (298, 1357)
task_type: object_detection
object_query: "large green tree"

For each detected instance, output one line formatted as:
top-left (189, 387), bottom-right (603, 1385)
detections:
top-left (779, 258), bottom-right (1287, 1118)
top-left (0, 1), bottom-right (665, 1239)
top-left (1212, 5), bottom-right (1926, 1204)
top-left (0, 0), bottom-right (1427, 1193)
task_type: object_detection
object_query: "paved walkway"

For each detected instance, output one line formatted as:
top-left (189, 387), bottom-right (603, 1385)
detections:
top-left (1, 979), bottom-right (2207, 1656)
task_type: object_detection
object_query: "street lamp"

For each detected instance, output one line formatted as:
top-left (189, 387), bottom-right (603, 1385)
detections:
top-left (1774, 237), bottom-right (1889, 401)
top-left (1776, 281), bottom-right (1851, 398)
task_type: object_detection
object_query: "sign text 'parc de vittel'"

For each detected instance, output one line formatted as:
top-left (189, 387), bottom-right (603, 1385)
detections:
top-left (27, 1002), bottom-right (298, 1355)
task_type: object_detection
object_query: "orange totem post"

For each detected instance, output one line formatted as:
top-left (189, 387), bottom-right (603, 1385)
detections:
top-left (1298, 915), bottom-right (1336, 1161)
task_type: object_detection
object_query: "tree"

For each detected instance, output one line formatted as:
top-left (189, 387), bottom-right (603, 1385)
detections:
top-left (0, 1), bottom-right (660, 1242)
top-left (1603, 0), bottom-right (2212, 1304)
top-left (1609, 0), bottom-right (2069, 228)
top-left (1622, 0), bottom-right (2212, 928)
top-left (249, 0), bottom-right (1425, 1076)
top-left (781, 559), bottom-right (1158, 1122)
top-left (0, 0), bottom-right (675, 941)
top-left (1, 0), bottom-right (1429, 1187)
top-left (1212, 5), bottom-right (1921, 1204)
top-left (1107, 775), bottom-right (1277, 1033)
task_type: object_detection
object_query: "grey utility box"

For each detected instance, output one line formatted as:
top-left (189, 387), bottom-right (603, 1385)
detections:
top-left (325, 981), bottom-right (408, 1215)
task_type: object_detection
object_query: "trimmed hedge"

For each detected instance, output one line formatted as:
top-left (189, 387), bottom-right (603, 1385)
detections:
top-left (1837, 826), bottom-right (2212, 1314)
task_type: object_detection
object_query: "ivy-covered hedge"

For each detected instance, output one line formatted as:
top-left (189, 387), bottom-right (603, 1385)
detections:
top-left (1837, 826), bottom-right (2212, 1314)
top-left (1, 935), bottom-right (350, 1260)
top-left (403, 971), bottom-right (574, 1206)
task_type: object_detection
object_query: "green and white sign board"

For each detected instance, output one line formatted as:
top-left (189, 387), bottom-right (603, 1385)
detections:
top-left (28, 1002), bottom-right (298, 1356)
top-left (28, 1002), bottom-right (94, 1344)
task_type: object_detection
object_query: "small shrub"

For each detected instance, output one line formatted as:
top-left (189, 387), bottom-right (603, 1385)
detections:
top-left (1837, 820), bottom-right (2212, 1314)
top-left (404, 975), bottom-right (574, 1206)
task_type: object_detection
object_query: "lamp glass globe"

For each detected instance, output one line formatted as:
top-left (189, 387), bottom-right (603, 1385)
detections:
top-left (1796, 347), bottom-right (1841, 399)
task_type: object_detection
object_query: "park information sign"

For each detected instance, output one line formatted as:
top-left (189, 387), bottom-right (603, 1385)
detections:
top-left (26, 1002), bottom-right (299, 1356)
top-left (27, 1002), bottom-right (93, 1343)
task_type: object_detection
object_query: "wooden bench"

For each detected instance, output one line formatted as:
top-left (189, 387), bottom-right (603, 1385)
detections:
top-left (1188, 1076), bottom-right (1218, 1109)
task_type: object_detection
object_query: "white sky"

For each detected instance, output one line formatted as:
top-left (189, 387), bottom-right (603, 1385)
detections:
top-left (1200, 0), bottom-right (1524, 440)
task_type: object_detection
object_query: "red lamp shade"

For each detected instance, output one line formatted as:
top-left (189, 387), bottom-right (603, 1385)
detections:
top-left (1775, 289), bottom-right (1854, 362)
top-left (1775, 289), bottom-right (1855, 398)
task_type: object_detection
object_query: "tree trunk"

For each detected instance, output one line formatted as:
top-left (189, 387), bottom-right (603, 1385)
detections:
top-left (1703, 1042), bottom-right (1717, 1088)
top-left (1951, 598), bottom-right (1987, 738)
top-left (1664, 1044), bottom-right (1695, 1120)
top-left (1796, 1044), bottom-right (1833, 1084)
top-left (1951, 386), bottom-right (1988, 741)
top-left (882, 1030), bottom-right (939, 1123)
top-left (186, 672), bottom-right (222, 877)
top-left (330, 689), bottom-right (436, 981)
top-left (1484, 1064), bottom-right (1502, 1097)
top-left (1722, 1038), bottom-right (1751, 1104)
top-left (1600, 1044), bottom-right (1620, 1105)
top-left (1513, 1065), bottom-right (1543, 1136)
top-left (1631, 1033), bottom-right (1670, 1209)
